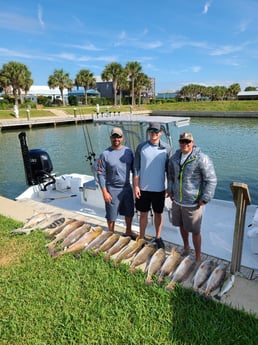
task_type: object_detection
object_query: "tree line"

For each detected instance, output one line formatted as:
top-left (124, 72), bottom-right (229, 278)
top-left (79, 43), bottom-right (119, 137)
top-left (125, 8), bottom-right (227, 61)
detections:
top-left (0, 61), bottom-right (151, 107)
top-left (0, 61), bottom-right (256, 107)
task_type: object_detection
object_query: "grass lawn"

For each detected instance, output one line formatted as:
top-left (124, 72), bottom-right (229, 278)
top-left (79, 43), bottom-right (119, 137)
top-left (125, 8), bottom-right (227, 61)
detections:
top-left (0, 215), bottom-right (258, 345)
top-left (1, 100), bottom-right (258, 120)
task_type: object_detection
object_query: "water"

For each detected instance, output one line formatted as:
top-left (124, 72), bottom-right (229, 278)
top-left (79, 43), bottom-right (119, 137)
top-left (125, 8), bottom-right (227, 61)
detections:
top-left (1, 117), bottom-right (258, 204)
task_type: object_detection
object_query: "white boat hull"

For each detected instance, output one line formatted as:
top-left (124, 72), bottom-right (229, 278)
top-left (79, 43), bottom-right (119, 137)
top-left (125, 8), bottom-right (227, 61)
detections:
top-left (16, 172), bottom-right (258, 270)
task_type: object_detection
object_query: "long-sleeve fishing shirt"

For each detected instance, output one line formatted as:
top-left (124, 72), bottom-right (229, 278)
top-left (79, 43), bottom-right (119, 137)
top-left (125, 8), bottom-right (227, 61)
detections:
top-left (97, 146), bottom-right (134, 189)
top-left (167, 146), bottom-right (217, 206)
top-left (133, 140), bottom-right (171, 192)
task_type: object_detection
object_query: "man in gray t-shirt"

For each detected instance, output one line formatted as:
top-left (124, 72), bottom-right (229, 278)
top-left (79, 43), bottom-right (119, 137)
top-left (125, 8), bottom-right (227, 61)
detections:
top-left (97, 127), bottom-right (136, 239)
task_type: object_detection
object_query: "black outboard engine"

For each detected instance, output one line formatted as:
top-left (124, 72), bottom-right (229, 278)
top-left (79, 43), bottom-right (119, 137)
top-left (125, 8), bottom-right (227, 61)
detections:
top-left (18, 132), bottom-right (55, 189)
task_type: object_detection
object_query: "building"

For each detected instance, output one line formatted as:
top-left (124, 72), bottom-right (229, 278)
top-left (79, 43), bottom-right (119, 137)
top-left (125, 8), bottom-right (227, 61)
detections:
top-left (237, 91), bottom-right (258, 100)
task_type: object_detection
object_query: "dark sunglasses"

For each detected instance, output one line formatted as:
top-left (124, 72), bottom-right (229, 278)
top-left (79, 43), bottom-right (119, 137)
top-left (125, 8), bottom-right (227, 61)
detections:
top-left (111, 134), bottom-right (122, 139)
top-left (148, 128), bottom-right (160, 134)
top-left (179, 139), bottom-right (192, 144)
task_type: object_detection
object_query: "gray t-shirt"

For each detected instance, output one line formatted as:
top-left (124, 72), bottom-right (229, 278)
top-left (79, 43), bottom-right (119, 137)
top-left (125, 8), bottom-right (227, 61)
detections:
top-left (97, 146), bottom-right (134, 189)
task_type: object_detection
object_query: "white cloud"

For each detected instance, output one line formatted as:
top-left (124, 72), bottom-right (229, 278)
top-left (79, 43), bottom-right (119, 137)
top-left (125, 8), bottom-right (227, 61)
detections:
top-left (37, 4), bottom-right (45, 29)
top-left (202, 1), bottom-right (212, 14)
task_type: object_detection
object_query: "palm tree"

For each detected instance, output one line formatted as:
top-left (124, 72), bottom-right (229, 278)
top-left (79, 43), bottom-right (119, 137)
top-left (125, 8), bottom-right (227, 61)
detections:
top-left (75, 69), bottom-right (96, 105)
top-left (0, 61), bottom-right (33, 104)
top-left (125, 61), bottom-right (142, 106)
top-left (48, 69), bottom-right (73, 106)
top-left (101, 62), bottom-right (123, 106)
top-left (134, 72), bottom-right (151, 106)
top-left (117, 70), bottom-right (130, 106)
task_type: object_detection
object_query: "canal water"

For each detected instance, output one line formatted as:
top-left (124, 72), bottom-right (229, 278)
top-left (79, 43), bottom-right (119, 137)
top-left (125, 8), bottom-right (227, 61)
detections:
top-left (1, 116), bottom-right (258, 204)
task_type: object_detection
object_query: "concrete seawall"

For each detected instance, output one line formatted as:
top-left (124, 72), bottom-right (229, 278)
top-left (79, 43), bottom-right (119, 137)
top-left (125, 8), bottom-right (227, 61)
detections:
top-left (152, 110), bottom-right (258, 118)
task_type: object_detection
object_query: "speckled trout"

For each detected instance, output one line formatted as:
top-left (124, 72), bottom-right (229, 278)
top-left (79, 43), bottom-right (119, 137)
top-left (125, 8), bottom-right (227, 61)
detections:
top-left (165, 255), bottom-right (196, 291)
top-left (157, 247), bottom-right (181, 285)
top-left (192, 259), bottom-right (216, 291)
top-left (145, 248), bottom-right (166, 285)
top-left (204, 263), bottom-right (227, 297)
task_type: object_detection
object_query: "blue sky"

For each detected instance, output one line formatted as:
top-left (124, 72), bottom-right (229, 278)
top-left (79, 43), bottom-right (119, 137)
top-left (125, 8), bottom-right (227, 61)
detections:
top-left (1, 0), bottom-right (258, 93)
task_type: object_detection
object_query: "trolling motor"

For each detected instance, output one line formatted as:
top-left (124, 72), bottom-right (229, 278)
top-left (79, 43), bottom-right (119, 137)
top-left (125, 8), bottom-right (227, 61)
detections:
top-left (18, 132), bottom-right (55, 189)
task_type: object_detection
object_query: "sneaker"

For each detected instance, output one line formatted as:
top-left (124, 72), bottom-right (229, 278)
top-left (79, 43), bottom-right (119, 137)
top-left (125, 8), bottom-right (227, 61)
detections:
top-left (155, 237), bottom-right (165, 249)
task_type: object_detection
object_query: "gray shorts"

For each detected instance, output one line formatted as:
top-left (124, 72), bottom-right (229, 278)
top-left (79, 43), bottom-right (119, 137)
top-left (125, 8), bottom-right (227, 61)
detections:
top-left (171, 202), bottom-right (203, 233)
top-left (105, 185), bottom-right (134, 221)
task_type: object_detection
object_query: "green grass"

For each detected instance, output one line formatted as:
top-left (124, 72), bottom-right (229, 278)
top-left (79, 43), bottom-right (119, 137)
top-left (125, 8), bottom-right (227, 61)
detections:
top-left (0, 214), bottom-right (258, 344)
top-left (1, 100), bottom-right (258, 120)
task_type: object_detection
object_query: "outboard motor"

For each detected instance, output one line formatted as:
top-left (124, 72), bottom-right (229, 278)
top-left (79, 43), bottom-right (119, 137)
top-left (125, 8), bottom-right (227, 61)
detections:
top-left (18, 132), bottom-right (55, 189)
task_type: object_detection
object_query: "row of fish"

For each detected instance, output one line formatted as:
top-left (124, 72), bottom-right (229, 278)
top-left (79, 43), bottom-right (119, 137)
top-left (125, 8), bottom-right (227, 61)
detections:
top-left (12, 212), bottom-right (235, 299)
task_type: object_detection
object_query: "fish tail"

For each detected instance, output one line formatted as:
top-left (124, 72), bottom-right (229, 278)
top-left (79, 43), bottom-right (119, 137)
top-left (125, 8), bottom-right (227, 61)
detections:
top-left (104, 254), bottom-right (111, 261)
top-left (165, 281), bottom-right (176, 291)
top-left (157, 276), bottom-right (164, 285)
top-left (129, 266), bottom-right (136, 274)
top-left (113, 259), bottom-right (120, 267)
top-left (145, 277), bottom-right (153, 286)
top-left (45, 241), bottom-right (56, 249)
top-left (213, 294), bottom-right (221, 300)
top-left (48, 247), bottom-right (60, 258)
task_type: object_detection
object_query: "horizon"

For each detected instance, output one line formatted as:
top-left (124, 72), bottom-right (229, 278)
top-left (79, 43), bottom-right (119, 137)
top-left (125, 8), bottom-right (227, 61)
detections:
top-left (1, 1), bottom-right (258, 92)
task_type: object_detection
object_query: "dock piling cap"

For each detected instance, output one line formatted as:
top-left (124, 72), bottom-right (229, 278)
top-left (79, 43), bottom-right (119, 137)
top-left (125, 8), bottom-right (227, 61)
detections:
top-left (230, 182), bottom-right (251, 206)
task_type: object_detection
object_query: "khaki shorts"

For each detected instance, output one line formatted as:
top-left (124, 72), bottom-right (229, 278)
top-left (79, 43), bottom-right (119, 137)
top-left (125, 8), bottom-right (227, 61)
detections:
top-left (171, 202), bottom-right (203, 233)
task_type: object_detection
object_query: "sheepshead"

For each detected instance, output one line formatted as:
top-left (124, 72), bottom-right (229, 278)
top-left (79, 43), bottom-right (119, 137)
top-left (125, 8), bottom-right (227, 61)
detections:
top-left (92, 233), bottom-right (120, 256)
top-left (41, 216), bottom-right (66, 231)
top-left (129, 243), bottom-right (156, 274)
top-left (157, 247), bottom-right (181, 285)
top-left (214, 273), bottom-right (235, 300)
top-left (12, 213), bottom-right (64, 235)
top-left (84, 231), bottom-right (114, 251)
top-left (145, 248), bottom-right (166, 285)
top-left (192, 259), bottom-right (216, 291)
top-left (165, 255), bottom-right (196, 291)
top-left (46, 218), bottom-right (76, 238)
top-left (46, 220), bottom-right (85, 249)
top-left (204, 263), bottom-right (227, 297)
top-left (52, 226), bottom-right (103, 257)
top-left (60, 223), bottom-right (91, 248)
top-left (104, 235), bottom-right (131, 261)
top-left (113, 237), bottom-right (146, 267)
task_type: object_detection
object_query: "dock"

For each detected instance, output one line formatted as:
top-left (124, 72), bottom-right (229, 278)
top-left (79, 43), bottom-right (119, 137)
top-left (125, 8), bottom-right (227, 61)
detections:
top-left (0, 114), bottom-right (93, 131)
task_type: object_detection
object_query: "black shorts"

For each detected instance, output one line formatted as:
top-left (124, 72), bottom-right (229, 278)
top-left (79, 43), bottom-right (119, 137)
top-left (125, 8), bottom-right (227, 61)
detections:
top-left (135, 190), bottom-right (165, 213)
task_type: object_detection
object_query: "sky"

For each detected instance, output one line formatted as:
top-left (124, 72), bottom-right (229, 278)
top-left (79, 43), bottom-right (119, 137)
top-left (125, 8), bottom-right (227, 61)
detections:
top-left (1, 0), bottom-right (258, 93)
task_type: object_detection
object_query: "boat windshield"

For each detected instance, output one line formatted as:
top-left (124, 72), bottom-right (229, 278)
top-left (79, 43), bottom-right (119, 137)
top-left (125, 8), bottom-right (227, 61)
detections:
top-left (93, 114), bottom-right (190, 153)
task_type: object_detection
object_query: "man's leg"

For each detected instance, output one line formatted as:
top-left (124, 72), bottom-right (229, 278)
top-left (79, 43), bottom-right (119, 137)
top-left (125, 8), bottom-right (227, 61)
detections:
top-left (154, 212), bottom-right (162, 238)
top-left (192, 232), bottom-right (201, 262)
top-left (180, 226), bottom-right (190, 252)
top-left (107, 220), bottom-right (115, 232)
top-left (139, 212), bottom-right (148, 239)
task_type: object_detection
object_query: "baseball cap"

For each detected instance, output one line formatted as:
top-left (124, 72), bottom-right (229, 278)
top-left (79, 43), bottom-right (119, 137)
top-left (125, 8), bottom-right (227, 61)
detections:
top-left (148, 122), bottom-right (161, 131)
top-left (179, 132), bottom-right (194, 141)
top-left (111, 127), bottom-right (123, 137)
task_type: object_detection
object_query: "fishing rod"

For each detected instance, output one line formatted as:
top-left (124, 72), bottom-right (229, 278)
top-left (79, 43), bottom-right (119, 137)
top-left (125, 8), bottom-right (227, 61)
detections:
top-left (78, 106), bottom-right (97, 175)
